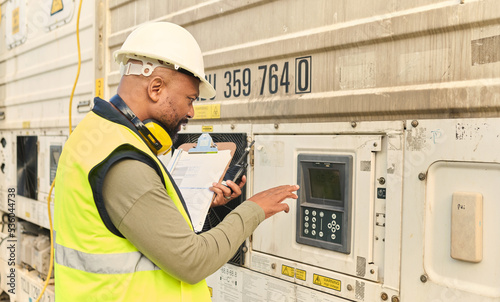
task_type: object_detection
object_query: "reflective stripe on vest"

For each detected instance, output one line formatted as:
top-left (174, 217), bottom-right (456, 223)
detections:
top-left (55, 242), bottom-right (160, 274)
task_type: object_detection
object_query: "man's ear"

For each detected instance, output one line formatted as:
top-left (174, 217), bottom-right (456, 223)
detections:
top-left (148, 76), bottom-right (165, 102)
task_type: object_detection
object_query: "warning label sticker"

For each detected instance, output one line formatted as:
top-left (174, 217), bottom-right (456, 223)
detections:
top-left (12, 7), bottom-right (19, 35)
top-left (281, 265), bottom-right (294, 278)
top-left (51, 0), bottom-right (64, 15)
top-left (193, 104), bottom-right (221, 119)
top-left (313, 274), bottom-right (341, 292)
top-left (295, 269), bottom-right (306, 281)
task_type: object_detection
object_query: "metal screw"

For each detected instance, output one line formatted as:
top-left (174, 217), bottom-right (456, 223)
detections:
top-left (418, 172), bottom-right (426, 181)
top-left (373, 142), bottom-right (378, 147)
top-left (420, 274), bottom-right (428, 283)
top-left (271, 263), bottom-right (276, 269)
top-left (381, 292), bottom-right (388, 301)
top-left (378, 177), bottom-right (386, 185)
top-left (391, 296), bottom-right (400, 302)
top-left (242, 246), bottom-right (248, 253)
top-left (347, 284), bottom-right (353, 291)
top-left (231, 124), bottom-right (235, 130)
top-left (351, 121), bottom-right (357, 128)
top-left (274, 123), bottom-right (279, 129)
top-left (370, 269), bottom-right (375, 274)
top-left (411, 120), bottom-right (419, 128)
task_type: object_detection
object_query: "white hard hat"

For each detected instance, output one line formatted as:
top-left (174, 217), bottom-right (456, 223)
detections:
top-left (114, 22), bottom-right (216, 99)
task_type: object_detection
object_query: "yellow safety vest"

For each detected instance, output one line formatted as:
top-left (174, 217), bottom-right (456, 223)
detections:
top-left (54, 105), bottom-right (211, 301)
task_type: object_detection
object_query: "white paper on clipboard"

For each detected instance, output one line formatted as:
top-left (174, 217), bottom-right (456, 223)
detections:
top-left (166, 149), bottom-right (232, 232)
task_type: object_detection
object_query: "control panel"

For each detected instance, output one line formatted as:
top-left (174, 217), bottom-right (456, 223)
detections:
top-left (296, 154), bottom-right (353, 254)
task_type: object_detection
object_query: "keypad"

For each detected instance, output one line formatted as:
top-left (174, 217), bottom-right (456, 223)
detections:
top-left (301, 206), bottom-right (343, 244)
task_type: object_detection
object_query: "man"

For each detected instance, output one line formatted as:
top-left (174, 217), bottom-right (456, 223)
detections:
top-left (54, 22), bottom-right (298, 301)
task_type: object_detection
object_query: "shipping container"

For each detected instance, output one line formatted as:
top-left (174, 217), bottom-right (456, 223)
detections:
top-left (0, 0), bottom-right (499, 301)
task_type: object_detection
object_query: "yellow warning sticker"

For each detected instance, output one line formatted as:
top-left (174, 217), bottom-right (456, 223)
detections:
top-left (95, 78), bottom-right (104, 99)
top-left (295, 269), bottom-right (306, 281)
top-left (313, 274), bottom-right (341, 291)
top-left (201, 126), bottom-right (213, 132)
top-left (281, 265), bottom-right (295, 278)
top-left (51, 0), bottom-right (64, 15)
top-left (193, 104), bottom-right (220, 119)
top-left (12, 7), bottom-right (20, 35)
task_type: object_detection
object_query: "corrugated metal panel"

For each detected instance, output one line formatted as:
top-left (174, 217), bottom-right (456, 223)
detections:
top-left (106, 0), bottom-right (500, 123)
top-left (0, 0), bottom-right (94, 130)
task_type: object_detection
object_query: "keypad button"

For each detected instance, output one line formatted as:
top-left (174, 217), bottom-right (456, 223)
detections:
top-left (331, 234), bottom-right (336, 240)
top-left (305, 216), bottom-right (309, 221)
top-left (312, 217), bottom-right (316, 223)
top-left (328, 223), bottom-right (332, 229)
top-left (336, 224), bottom-right (340, 230)
top-left (312, 210), bottom-right (317, 216)
top-left (312, 224), bottom-right (316, 230)
top-left (319, 212), bottom-right (324, 218)
top-left (305, 209), bottom-right (309, 215)
top-left (332, 213), bottom-right (336, 219)
top-left (304, 229), bottom-right (309, 234)
top-left (319, 231), bottom-right (324, 237)
top-left (311, 230), bottom-right (316, 236)
top-left (304, 222), bottom-right (309, 228)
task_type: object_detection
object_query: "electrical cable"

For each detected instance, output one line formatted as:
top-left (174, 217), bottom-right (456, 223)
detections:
top-left (36, 0), bottom-right (83, 300)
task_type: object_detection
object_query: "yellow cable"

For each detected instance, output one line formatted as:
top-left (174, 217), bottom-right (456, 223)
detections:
top-left (36, 0), bottom-right (83, 300)
top-left (68, 0), bottom-right (83, 135)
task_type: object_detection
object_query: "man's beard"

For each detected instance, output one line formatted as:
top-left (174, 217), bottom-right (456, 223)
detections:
top-left (165, 118), bottom-right (188, 143)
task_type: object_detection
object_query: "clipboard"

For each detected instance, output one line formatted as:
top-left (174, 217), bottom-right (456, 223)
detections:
top-left (166, 134), bottom-right (236, 232)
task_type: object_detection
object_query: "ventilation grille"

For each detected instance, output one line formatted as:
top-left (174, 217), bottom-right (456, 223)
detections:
top-left (356, 256), bottom-right (366, 277)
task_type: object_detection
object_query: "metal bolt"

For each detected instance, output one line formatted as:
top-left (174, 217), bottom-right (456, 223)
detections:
top-left (411, 120), bottom-right (419, 128)
top-left (271, 263), bottom-right (276, 269)
top-left (242, 246), bottom-right (248, 253)
top-left (381, 292), bottom-right (389, 301)
top-left (378, 177), bottom-right (386, 185)
top-left (274, 123), bottom-right (279, 129)
top-left (370, 269), bottom-right (375, 274)
top-left (231, 124), bottom-right (235, 130)
top-left (420, 274), bottom-right (428, 283)
top-left (351, 121), bottom-right (357, 128)
top-left (418, 172), bottom-right (426, 181)
top-left (373, 142), bottom-right (378, 147)
top-left (391, 296), bottom-right (400, 302)
top-left (347, 284), bottom-right (353, 291)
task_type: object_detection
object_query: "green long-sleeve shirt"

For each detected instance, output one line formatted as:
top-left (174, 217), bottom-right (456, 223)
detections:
top-left (102, 159), bottom-right (264, 284)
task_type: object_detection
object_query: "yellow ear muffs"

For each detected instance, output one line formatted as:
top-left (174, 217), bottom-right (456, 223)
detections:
top-left (142, 119), bottom-right (173, 156)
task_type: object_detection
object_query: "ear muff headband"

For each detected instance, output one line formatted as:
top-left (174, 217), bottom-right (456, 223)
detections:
top-left (110, 96), bottom-right (172, 155)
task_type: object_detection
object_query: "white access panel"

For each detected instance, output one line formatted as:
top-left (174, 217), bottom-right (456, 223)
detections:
top-left (253, 134), bottom-right (379, 277)
top-left (401, 118), bottom-right (500, 301)
top-left (249, 127), bottom-right (404, 300)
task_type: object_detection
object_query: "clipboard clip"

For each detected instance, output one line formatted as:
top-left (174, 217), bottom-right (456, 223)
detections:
top-left (189, 133), bottom-right (218, 153)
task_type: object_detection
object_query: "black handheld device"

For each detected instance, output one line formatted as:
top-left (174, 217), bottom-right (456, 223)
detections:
top-left (221, 140), bottom-right (255, 190)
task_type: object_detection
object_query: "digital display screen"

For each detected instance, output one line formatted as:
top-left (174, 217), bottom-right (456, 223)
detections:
top-left (309, 168), bottom-right (341, 201)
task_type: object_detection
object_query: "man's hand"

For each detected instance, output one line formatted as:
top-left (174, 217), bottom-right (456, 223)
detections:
top-left (248, 185), bottom-right (299, 219)
top-left (210, 175), bottom-right (246, 207)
